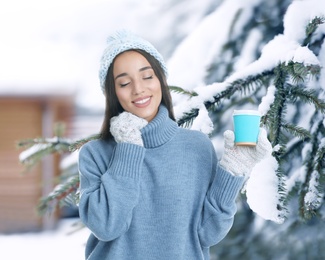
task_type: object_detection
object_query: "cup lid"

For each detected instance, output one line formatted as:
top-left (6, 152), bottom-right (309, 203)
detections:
top-left (233, 110), bottom-right (261, 116)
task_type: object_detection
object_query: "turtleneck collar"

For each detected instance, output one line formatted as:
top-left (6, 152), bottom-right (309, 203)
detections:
top-left (141, 105), bottom-right (178, 148)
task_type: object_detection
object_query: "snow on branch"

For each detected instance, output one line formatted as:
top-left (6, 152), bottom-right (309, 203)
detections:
top-left (300, 120), bottom-right (325, 219)
top-left (17, 137), bottom-right (71, 170)
top-left (172, 26), bottom-right (322, 133)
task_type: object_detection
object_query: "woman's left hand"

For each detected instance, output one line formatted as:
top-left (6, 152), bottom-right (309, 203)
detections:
top-left (219, 128), bottom-right (272, 176)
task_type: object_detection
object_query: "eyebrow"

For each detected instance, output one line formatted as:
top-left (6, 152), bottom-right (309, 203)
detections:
top-left (115, 66), bottom-right (153, 80)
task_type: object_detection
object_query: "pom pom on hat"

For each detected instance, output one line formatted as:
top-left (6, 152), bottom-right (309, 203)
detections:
top-left (99, 29), bottom-right (168, 93)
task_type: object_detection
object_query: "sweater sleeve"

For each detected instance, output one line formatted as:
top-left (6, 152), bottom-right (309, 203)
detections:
top-left (78, 141), bottom-right (145, 242)
top-left (198, 164), bottom-right (245, 248)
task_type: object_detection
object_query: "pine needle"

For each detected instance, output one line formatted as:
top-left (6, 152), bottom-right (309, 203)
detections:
top-left (169, 86), bottom-right (198, 97)
top-left (37, 175), bottom-right (80, 216)
top-left (69, 134), bottom-right (101, 152)
top-left (177, 109), bottom-right (199, 128)
top-left (289, 85), bottom-right (325, 113)
top-left (282, 123), bottom-right (311, 140)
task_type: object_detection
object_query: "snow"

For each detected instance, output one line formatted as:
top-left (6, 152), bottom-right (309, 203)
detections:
top-left (246, 155), bottom-right (284, 223)
top-left (258, 85), bottom-right (276, 116)
top-left (292, 46), bottom-right (320, 65)
top-left (167, 0), bottom-right (263, 90)
top-left (19, 143), bottom-right (53, 163)
top-left (190, 106), bottom-right (214, 134)
top-left (304, 170), bottom-right (322, 209)
top-left (283, 0), bottom-right (325, 43)
top-left (0, 218), bottom-right (90, 260)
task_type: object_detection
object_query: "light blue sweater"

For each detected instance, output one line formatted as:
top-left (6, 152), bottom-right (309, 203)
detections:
top-left (78, 106), bottom-right (245, 260)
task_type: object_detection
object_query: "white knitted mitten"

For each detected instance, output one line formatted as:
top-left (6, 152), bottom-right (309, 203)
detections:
top-left (110, 112), bottom-right (148, 146)
top-left (219, 128), bottom-right (272, 176)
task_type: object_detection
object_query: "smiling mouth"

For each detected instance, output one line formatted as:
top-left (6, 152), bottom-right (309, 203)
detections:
top-left (133, 97), bottom-right (151, 105)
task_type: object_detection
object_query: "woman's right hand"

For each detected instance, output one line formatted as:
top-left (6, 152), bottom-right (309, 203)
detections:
top-left (110, 112), bottom-right (148, 146)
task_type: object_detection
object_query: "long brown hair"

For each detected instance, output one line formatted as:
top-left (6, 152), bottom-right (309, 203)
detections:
top-left (100, 49), bottom-right (175, 140)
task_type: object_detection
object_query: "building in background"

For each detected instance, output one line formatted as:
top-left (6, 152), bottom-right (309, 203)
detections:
top-left (0, 92), bottom-right (74, 233)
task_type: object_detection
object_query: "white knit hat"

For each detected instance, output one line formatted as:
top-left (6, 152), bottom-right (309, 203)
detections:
top-left (99, 30), bottom-right (168, 93)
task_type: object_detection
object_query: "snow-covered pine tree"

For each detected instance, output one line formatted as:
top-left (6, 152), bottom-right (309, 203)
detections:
top-left (17, 0), bottom-right (325, 259)
top-left (164, 0), bottom-right (325, 259)
top-left (168, 0), bottom-right (325, 222)
top-left (17, 122), bottom-right (80, 214)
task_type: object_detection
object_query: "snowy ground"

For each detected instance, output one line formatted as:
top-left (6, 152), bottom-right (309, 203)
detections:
top-left (0, 218), bottom-right (90, 260)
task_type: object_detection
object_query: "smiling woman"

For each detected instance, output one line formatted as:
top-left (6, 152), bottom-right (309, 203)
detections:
top-left (100, 36), bottom-right (175, 140)
top-left (113, 51), bottom-right (162, 122)
top-left (77, 30), bottom-right (272, 260)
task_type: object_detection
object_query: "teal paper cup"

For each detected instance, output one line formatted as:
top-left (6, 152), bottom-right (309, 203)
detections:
top-left (233, 110), bottom-right (261, 146)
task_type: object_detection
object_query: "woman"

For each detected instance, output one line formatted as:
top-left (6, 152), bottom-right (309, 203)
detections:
top-left (78, 30), bottom-right (272, 260)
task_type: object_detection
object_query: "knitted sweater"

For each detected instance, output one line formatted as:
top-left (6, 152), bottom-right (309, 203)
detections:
top-left (78, 106), bottom-right (245, 260)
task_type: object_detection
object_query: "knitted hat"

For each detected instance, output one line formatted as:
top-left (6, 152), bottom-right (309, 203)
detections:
top-left (99, 30), bottom-right (168, 93)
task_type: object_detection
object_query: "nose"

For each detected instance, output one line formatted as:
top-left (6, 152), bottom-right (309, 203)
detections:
top-left (132, 79), bottom-right (144, 95)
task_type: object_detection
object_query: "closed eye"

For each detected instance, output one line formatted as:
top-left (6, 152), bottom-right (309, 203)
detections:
top-left (120, 82), bottom-right (130, 87)
top-left (143, 75), bottom-right (153, 80)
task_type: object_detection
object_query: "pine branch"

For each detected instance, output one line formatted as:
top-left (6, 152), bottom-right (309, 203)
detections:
top-left (282, 123), bottom-right (311, 141)
top-left (37, 175), bottom-right (80, 216)
top-left (314, 143), bottom-right (325, 177)
top-left (206, 70), bottom-right (273, 109)
top-left (305, 122), bottom-right (325, 213)
top-left (286, 62), bottom-right (321, 84)
top-left (303, 16), bottom-right (325, 46)
top-left (177, 108), bottom-right (199, 127)
top-left (177, 70), bottom-right (274, 127)
top-left (289, 84), bottom-right (325, 113)
top-left (18, 137), bottom-right (71, 170)
top-left (300, 120), bottom-right (324, 219)
top-left (275, 166), bottom-right (289, 220)
top-left (267, 64), bottom-right (288, 148)
top-left (69, 133), bottom-right (101, 152)
top-left (271, 144), bottom-right (287, 165)
top-left (314, 144), bottom-right (325, 197)
top-left (169, 85), bottom-right (198, 97)
top-left (17, 138), bottom-right (45, 149)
